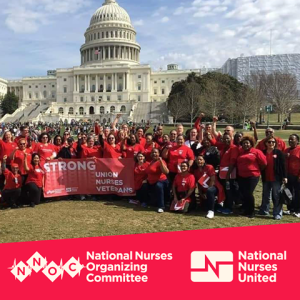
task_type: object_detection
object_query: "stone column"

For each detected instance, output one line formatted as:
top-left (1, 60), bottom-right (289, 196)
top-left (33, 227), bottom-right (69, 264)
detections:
top-left (108, 47), bottom-right (111, 60)
top-left (77, 75), bottom-right (79, 92)
top-left (126, 72), bottom-right (129, 91)
top-left (88, 75), bottom-right (91, 92)
top-left (123, 73), bottom-right (126, 91)
top-left (84, 75), bottom-right (87, 92)
top-left (103, 74), bottom-right (106, 92)
top-left (73, 75), bottom-right (76, 92)
top-left (96, 74), bottom-right (99, 92)
top-left (115, 73), bottom-right (118, 91)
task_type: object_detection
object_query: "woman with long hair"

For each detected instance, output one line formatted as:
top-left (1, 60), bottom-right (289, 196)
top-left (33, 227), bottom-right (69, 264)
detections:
top-left (0, 130), bottom-right (18, 168)
top-left (34, 132), bottom-right (56, 164)
top-left (24, 153), bottom-right (45, 207)
top-left (99, 133), bottom-right (122, 159)
top-left (53, 135), bottom-right (63, 153)
top-left (259, 136), bottom-right (287, 220)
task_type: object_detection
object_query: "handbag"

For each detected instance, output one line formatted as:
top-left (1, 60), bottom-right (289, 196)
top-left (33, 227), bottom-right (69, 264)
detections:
top-left (279, 184), bottom-right (293, 206)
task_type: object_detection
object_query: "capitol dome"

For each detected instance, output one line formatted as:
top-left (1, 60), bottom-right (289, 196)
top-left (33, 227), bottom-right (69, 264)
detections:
top-left (80, 0), bottom-right (141, 66)
top-left (90, 0), bottom-right (131, 26)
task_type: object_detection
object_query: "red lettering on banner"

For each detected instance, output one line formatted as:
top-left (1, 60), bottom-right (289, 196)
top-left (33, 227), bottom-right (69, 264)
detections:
top-left (44, 158), bottom-right (135, 198)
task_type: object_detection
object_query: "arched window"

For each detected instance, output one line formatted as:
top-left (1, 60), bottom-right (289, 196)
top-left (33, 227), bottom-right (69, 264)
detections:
top-left (89, 106), bottom-right (95, 115)
top-left (79, 107), bottom-right (84, 115)
top-left (59, 107), bottom-right (64, 114)
top-left (110, 106), bottom-right (115, 113)
top-left (100, 106), bottom-right (105, 114)
top-left (121, 105), bottom-right (126, 113)
top-left (106, 32), bottom-right (109, 38)
top-left (69, 107), bottom-right (74, 115)
top-left (43, 91), bottom-right (47, 98)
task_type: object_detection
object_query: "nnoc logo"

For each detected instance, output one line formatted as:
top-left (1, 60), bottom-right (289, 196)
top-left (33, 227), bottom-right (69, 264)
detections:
top-left (9, 252), bottom-right (85, 282)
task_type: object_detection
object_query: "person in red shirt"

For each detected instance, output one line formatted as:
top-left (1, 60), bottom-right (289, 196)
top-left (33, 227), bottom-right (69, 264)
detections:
top-left (172, 161), bottom-right (196, 213)
top-left (34, 133), bottom-right (56, 164)
top-left (1, 155), bottom-right (22, 209)
top-left (0, 130), bottom-right (18, 168)
top-left (136, 128), bottom-right (146, 147)
top-left (121, 134), bottom-right (144, 159)
top-left (259, 137), bottom-right (287, 220)
top-left (57, 137), bottom-right (78, 159)
top-left (146, 148), bottom-right (169, 213)
top-left (24, 153), bottom-right (45, 207)
top-left (77, 136), bottom-right (102, 159)
top-left (14, 125), bottom-right (33, 148)
top-left (284, 134), bottom-right (300, 217)
top-left (10, 138), bottom-right (33, 184)
top-left (143, 133), bottom-right (158, 162)
top-left (134, 152), bottom-right (150, 207)
top-left (153, 125), bottom-right (164, 147)
top-left (193, 155), bottom-right (218, 219)
top-left (99, 133), bottom-right (122, 159)
top-left (218, 133), bottom-right (240, 214)
top-left (169, 130), bottom-right (178, 145)
top-left (162, 134), bottom-right (194, 186)
top-left (237, 136), bottom-right (267, 218)
top-left (256, 128), bottom-right (287, 152)
top-left (53, 135), bottom-right (63, 154)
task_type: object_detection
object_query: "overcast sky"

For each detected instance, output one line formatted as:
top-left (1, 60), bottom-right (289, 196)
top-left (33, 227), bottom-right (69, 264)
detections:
top-left (1, 0), bottom-right (300, 79)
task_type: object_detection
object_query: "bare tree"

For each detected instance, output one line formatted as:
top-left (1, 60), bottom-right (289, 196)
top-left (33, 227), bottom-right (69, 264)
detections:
top-left (267, 72), bottom-right (298, 128)
top-left (183, 81), bottom-right (202, 127)
top-left (167, 93), bottom-right (187, 124)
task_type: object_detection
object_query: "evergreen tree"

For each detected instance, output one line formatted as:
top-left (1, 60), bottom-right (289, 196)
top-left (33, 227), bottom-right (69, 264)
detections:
top-left (0, 92), bottom-right (19, 117)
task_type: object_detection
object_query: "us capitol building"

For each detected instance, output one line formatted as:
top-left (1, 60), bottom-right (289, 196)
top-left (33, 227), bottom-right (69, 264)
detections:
top-left (0, 0), bottom-right (217, 124)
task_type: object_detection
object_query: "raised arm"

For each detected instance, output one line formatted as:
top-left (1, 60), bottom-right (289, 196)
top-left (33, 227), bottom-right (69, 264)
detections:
top-left (159, 157), bottom-right (169, 175)
top-left (112, 114), bottom-right (121, 131)
top-left (24, 153), bottom-right (30, 172)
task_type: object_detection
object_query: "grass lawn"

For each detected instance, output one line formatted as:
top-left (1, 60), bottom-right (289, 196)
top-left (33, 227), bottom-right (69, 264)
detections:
top-left (0, 129), bottom-right (299, 244)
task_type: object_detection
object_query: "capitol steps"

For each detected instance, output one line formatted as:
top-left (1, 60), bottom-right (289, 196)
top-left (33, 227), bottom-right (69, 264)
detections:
top-left (131, 102), bottom-right (169, 124)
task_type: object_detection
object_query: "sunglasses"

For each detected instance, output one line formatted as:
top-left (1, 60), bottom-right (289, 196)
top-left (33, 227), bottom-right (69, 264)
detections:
top-left (42, 136), bottom-right (48, 139)
top-left (108, 137), bottom-right (115, 140)
top-left (19, 143), bottom-right (26, 145)
top-left (267, 141), bottom-right (276, 144)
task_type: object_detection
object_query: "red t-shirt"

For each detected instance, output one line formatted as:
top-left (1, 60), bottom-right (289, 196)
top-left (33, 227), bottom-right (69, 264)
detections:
top-left (13, 149), bottom-right (33, 175)
top-left (257, 137), bottom-right (287, 152)
top-left (134, 162), bottom-right (150, 190)
top-left (265, 152), bottom-right (275, 182)
top-left (237, 148), bottom-right (267, 178)
top-left (102, 143), bottom-right (122, 159)
top-left (173, 173), bottom-right (196, 202)
top-left (193, 164), bottom-right (215, 182)
top-left (146, 160), bottom-right (168, 184)
top-left (82, 146), bottom-right (102, 158)
top-left (3, 169), bottom-right (22, 190)
top-left (220, 145), bottom-right (239, 168)
top-left (34, 143), bottom-right (56, 162)
top-left (285, 146), bottom-right (300, 177)
top-left (123, 144), bottom-right (144, 159)
top-left (139, 137), bottom-right (146, 147)
top-left (0, 140), bottom-right (18, 165)
top-left (26, 165), bottom-right (45, 188)
top-left (168, 145), bottom-right (195, 173)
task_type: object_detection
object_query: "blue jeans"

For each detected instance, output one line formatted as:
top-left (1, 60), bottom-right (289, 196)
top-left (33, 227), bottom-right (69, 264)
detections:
top-left (148, 180), bottom-right (170, 209)
top-left (260, 181), bottom-right (282, 217)
top-left (206, 186), bottom-right (218, 211)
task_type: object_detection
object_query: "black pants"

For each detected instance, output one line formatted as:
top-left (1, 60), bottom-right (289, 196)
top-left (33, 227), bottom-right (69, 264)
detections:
top-left (219, 178), bottom-right (235, 210)
top-left (2, 189), bottom-right (22, 207)
top-left (136, 183), bottom-right (149, 204)
top-left (238, 176), bottom-right (260, 215)
top-left (287, 174), bottom-right (300, 213)
top-left (26, 183), bottom-right (42, 205)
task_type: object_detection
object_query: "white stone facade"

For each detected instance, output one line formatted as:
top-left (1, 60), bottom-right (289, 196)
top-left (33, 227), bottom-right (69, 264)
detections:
top-left (1, 0), bottom-right (217, 123)
top-left (0, 77), bottom-right (7, 99)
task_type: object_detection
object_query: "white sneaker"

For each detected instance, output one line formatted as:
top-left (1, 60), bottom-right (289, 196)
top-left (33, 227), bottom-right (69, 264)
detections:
top-left (80, 195), bottom-right (86, 201)
top-left (283, 210), bottom-right (291, 215)
top-left (206, 210), bottom-right (214, 219)
top-left (158, 208), bottom-right (164, 213)
top-left (293, 213), bottom-right (300, 218)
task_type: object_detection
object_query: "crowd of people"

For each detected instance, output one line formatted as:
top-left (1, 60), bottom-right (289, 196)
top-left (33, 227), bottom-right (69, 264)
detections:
top-left (0, 113), bottom-right (299, 220)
